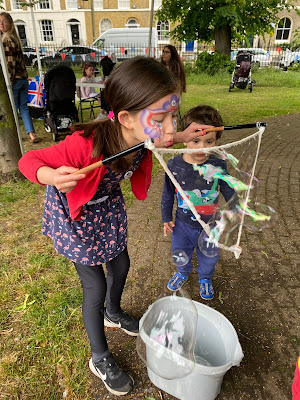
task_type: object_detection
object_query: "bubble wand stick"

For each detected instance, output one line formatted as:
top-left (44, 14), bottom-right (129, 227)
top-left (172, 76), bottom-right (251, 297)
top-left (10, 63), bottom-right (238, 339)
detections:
top-left (72, 139), bottom-right (154, 175)
top-left (198, 122), bottom-right (267, 135)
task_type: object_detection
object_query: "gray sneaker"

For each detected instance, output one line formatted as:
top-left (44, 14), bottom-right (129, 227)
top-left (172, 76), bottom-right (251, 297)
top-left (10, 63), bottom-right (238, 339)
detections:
top-left (95, 113), bottom-right (107, 120)
top-left (89, 355), bottom-right (133, 395)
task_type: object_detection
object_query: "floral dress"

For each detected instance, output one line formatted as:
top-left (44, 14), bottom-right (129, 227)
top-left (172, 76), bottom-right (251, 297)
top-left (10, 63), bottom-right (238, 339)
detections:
top-left (42, 149), bottom-right (146, 266)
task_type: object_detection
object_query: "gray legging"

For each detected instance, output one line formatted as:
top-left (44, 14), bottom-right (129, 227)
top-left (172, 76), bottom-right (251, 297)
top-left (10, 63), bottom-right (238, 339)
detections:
top-left (74, 247), bottom-right (130, 355)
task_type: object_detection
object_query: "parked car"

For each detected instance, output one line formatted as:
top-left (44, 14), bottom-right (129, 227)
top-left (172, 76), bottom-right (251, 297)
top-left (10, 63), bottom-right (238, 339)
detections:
top-left (23, 46), bottom-right (47, 66)
top-left (36, 45), bottom-right (106, 67)
top-left (231, 48), bottom-right (270, 67)
top-left (279, 48), bottom-right (300, 70)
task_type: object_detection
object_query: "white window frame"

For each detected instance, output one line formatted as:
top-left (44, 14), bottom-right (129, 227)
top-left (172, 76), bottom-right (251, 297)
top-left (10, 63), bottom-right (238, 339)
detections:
top-left (37, 0), bottom-right (51, 9)
top-left (11, 0), bottom-right (22, 10)
top-left (153, 0), bottom-right (162, 9)
top-left (66, 0), bottom-right (78, 9)
top-left (100, 18), bottom-right (112, 35)
top-left (275, 17), bottom-right (291, 42)
top-left (118, 0), bottom-right (130, 10)
top-left (157, 20), bottom-right (170, 41)
top-left (40, 20), bottom-right (54, 42)
top-left (125, 18), bottom-right (140, 28)
top-left (94, 0), bottom-right (103, 9)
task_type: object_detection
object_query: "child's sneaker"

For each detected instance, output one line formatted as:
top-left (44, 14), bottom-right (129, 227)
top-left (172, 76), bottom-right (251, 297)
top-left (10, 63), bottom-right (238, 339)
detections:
top-left (104, 308), bottom-right (139, 336)
top-left (167, 272), bottom-right (188, 291)
top-left (89, 355), bottom-right (133, 395)
top-left (199, 279), bottom-right (214, 300)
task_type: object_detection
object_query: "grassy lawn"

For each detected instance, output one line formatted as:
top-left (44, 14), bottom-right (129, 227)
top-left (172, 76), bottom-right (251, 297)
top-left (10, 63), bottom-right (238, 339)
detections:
top-left (0, 68), bottom-right (299, 399)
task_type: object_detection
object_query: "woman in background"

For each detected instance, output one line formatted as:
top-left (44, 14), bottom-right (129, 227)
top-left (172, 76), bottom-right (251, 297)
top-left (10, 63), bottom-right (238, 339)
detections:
top-left (0, 12), bottom-right (38, 143)
top-left (161, 44), bottom-right (186, 93)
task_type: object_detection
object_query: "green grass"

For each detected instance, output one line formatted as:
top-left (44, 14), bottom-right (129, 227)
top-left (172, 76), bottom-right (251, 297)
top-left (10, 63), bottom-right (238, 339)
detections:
top-left (0, 67), bottom-right (299, 399)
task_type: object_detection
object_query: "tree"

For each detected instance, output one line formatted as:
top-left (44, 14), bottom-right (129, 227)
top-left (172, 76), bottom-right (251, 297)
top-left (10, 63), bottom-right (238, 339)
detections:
top-left (0, 64), bottom-right (23, 181)
top-left (156, 0), bottom-right (298, 55)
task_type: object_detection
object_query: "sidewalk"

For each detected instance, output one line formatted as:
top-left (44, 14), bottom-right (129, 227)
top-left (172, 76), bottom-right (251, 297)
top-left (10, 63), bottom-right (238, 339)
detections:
top-left (91, 113), bottom-right (300, 400)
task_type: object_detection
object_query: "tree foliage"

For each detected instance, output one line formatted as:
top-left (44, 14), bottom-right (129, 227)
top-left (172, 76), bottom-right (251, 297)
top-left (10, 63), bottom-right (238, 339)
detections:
top-left (156, 0), bottom-right (298, 45)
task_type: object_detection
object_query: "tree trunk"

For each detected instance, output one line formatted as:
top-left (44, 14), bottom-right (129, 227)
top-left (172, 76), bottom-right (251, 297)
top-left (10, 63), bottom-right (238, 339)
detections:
top-left (214, 24), bottom-right (232, 55)
top-left (0, 65), bottom-right (23, 182)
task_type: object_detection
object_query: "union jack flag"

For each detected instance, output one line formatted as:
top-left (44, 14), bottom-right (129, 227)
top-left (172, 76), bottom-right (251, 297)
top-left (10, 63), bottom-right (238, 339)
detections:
top-left (27, 78), bottom-right (46, 108)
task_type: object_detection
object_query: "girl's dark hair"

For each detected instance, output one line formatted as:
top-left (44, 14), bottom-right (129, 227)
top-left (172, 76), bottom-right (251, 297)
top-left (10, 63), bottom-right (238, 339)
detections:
top-left (182, 105), bottom-right (224, 139)
top-left (161, 45), bottom-right (186, 93)
top-left (73, 56), bottom-right (179, 171)
top-left (83, 63), bottom-right (94, 76)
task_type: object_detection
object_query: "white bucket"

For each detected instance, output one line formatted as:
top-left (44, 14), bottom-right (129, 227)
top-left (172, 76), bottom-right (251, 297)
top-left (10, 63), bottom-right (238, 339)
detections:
top-left (139, 298), bottom-right (244, 400)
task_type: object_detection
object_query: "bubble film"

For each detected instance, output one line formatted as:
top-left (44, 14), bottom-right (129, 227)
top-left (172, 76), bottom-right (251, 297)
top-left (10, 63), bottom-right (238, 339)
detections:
top-left (136, 289), bottom-right (197, 380)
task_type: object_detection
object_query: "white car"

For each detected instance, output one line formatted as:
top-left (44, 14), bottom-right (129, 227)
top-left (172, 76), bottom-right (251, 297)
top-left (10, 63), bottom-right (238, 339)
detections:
top-left (279, 48), bottom-right (300, 70)
top-left (231, 48), bottom-right (270, 67)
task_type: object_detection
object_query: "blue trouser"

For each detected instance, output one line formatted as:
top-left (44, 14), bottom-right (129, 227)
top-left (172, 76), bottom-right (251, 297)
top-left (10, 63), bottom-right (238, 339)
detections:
top-left (171, 218), bottom-right (219, 280)
top-left (12, 79), bottom-right (35, 134)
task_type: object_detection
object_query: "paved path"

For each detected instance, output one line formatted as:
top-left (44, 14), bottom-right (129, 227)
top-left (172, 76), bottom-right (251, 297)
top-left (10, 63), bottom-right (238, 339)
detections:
top-left (92, 113), bottom-right (300, 400)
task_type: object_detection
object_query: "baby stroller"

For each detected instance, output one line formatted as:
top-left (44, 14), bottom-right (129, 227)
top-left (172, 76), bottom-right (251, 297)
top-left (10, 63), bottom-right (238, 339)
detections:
top-left (229, 50), bottom-right (256, 93)
top-left (44, 64), bottom-right (78, 141)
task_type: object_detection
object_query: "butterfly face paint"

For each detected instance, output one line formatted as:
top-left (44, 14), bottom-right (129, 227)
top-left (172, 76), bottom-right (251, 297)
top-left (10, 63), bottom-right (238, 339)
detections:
top-left (140, 94), bottom-right (180, 139)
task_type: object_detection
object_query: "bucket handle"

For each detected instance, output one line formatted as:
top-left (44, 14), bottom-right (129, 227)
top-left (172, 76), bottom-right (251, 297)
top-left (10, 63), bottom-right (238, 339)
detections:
top-left (232, 341), bottom-right (244, 366)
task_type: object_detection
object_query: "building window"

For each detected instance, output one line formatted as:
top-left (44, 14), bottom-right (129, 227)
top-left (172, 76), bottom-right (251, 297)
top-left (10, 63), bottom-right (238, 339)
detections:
top-left (40, 20), bottom-right (54, 41)
top-left (157, 20), bottom-right (169, 40)
top-left (125, 18), bottom-right (140, 28)
top-left (11, 0), bottom-right (22, 9)
top-left (100, 18), bottom-right (112, 35)
top-left (94, 0), bottom-right (103, 9)
top-left (118, 0), bottom-right (130, 10)
top-left (37, 0), bottom-right (51, 9)
top-left (15, 20), bottom-right (27, 46)
top-left (66, 0), bottom-right (77, 9)
top-left (276, 17), bottom-right (291, 41)
top-left (153, 0), bottom-right (162, 9)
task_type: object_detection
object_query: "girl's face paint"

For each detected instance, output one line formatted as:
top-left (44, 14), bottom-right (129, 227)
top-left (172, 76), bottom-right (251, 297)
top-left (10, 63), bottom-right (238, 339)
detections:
top-left (140, 94), bottom-right (180, 140)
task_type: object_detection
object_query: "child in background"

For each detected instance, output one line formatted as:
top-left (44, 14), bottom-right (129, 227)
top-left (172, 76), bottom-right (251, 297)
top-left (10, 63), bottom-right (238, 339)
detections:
top-left (80, 63), bottom-right (101, 105)
top-left (18, 57), bottom-right (209, 396)
top-left (161, 105), bottom-right (236, 300)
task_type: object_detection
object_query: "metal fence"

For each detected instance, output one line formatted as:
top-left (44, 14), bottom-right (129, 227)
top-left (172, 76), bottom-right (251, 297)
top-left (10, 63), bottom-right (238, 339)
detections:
top-left (23, 42), bottom-right (300, 71)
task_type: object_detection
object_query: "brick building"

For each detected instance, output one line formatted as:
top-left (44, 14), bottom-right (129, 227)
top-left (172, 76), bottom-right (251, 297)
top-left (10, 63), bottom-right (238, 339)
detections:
top-left (2, 0), bottom-right (170, 47)
top-left (2, 0), bottom-right (300, 50)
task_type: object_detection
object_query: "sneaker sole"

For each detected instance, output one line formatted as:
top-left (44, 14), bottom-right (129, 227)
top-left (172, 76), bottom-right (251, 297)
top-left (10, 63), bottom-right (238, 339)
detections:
top-left (89, 358), bottom-right (133, 396)
top-left (104, 317), bottom-right (139, 337)
top-left (200, 294), bottom-right (214, 300)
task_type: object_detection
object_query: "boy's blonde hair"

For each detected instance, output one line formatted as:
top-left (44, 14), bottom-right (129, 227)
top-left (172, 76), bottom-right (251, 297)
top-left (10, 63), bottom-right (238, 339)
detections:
top-left (182, 105), bottom-right (224, 139)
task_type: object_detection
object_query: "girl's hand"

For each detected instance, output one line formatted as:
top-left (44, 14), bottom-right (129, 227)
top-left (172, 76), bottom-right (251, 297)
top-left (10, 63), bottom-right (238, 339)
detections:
top-left (52, 166), bottom-right (86, 193)
top-left (37, 166), bottom-right (86, 193)
top-left (174, 123), bottom-right (215, 144)
top-left (163, 221), bottom-right (175, 236)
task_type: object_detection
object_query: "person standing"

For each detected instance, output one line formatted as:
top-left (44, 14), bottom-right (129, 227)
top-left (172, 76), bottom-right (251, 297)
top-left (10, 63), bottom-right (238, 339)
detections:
top-left (18, 57), bottom-right (209, 396)
top-left (0, 12), bottom-right (38, 143)
top-left (161, 44), bottom-right (186, 93)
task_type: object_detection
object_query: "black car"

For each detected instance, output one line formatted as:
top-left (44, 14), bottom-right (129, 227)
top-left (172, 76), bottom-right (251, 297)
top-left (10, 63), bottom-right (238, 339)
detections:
top-left (38, 46), bottom-right (105, 68)
top-left (23, 47), bottom-right (46, 66)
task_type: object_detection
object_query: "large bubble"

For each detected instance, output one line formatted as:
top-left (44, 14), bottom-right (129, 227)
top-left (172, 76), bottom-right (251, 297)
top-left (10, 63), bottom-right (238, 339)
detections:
top-left (136, 289), bottom-right (197, 380)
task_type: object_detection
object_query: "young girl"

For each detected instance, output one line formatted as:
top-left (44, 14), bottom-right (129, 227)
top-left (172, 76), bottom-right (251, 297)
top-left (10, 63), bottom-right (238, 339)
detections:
top-left (80, 63), bottom-right (101, 105)
top-left (18, 56), bottom-right (208, 396)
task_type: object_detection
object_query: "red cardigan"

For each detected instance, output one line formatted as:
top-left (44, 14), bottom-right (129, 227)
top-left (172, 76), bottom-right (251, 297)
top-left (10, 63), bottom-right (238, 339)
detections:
top-left (18, 131), bottom-right (153, 220)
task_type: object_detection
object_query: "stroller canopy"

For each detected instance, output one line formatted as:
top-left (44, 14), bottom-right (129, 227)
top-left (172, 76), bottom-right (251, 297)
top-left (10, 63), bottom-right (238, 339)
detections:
top-left (44, 65), bottom-right (77, 115)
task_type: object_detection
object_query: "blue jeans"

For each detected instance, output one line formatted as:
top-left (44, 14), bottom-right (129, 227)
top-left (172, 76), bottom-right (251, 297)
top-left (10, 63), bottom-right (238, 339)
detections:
top-left (171, 218), bottom-right (220, 280)
top-left (12, 79), bottom-right (35, 134)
